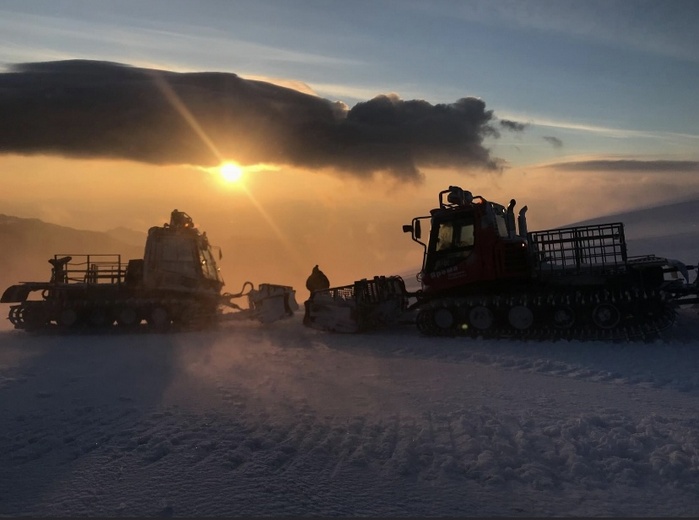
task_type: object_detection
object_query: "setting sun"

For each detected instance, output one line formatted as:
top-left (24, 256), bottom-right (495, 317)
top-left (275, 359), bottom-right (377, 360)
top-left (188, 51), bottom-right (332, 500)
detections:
top-left (219, 162), bottom-right (244, 183)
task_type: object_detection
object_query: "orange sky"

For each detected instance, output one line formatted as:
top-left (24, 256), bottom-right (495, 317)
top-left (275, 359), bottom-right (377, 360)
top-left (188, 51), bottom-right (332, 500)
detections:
top-left (4, 153), bottom-right (699, 297)
top-left (1, 1), bottom-right (698, 301)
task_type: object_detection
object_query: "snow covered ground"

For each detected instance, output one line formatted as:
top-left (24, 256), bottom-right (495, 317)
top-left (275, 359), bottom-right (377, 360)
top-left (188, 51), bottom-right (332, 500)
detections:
top-left (2, 305), bottom-right (699, 517)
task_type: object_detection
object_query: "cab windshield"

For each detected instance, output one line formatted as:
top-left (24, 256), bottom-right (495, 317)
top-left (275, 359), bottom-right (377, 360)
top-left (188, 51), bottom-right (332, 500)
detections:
top-left (199, 246), bottom-right (223, 282)
top-left (427, 216), bottom-right (475, 271)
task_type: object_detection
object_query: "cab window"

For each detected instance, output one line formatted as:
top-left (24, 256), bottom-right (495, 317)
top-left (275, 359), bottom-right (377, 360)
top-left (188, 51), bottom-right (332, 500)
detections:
top-left (436, 219), bottom-right (474, 251)
top-left (429, 217), bottom-right (475, 271)
top-left (199, 247), bottom-right (222, 282)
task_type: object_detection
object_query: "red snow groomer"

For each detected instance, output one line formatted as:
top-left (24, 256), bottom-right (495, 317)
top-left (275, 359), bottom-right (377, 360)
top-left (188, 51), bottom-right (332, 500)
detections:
top-left (304, 185), bottom-right (699, 340)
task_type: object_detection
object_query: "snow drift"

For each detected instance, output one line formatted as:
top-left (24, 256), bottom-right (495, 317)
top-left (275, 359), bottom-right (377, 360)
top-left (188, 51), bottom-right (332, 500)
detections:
top-left (2, 309), bottom-right (699, 516)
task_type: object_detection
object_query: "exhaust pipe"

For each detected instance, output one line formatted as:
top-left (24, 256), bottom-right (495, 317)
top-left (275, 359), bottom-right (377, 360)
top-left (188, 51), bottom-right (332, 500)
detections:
top-left (518, 206), bottom-right (529, 238)
top-left (506, 199), bottom-right (517, 238)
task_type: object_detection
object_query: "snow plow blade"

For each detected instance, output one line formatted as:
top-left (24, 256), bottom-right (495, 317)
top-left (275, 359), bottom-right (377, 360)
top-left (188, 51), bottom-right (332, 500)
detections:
top-left (248, 283), bottom-right (299, 323)
top-left (219, 282), bottom-right (299, 324)
top-left (303, 275), bottom-right (409, 332)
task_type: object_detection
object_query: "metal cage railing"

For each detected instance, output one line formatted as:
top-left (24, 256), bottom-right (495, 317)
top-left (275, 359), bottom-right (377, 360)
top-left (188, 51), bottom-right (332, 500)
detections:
top-left (52, 254), bottom-right (126, 285)
top-left (528, 223), bottom-right (627, 274)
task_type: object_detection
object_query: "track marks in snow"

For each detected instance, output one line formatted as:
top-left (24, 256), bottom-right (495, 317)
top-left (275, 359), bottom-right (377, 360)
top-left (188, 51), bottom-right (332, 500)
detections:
top-left (3, 314), bottom-right (699, 515)
top-left (120, 406), bottom-right (699, 495)
top-left (3, 399), bottom-right (699, 515)
top-left (342, 311), bottom-right (699, 395)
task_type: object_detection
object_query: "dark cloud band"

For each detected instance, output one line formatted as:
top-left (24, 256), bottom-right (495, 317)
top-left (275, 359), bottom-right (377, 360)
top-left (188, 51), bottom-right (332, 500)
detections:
top-left (0, 60), bottom-right (513, 179)
top-left (551, 159), bottom-right (699, 172)
top-left (499, 119), bottom-right (528, 132)
top-left (543, 136), bottom-right (563, 148)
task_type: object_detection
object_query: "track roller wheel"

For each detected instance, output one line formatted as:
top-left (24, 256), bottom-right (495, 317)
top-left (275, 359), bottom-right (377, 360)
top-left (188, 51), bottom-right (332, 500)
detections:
top-left (59, 307), bottom-right (80, 327)
top-left (592, 302), bottom-right (620, 330)
top-left (508, 305), bottom-right (534, 330)
top-left (433, 307), bottom-right (455, 332)
top-left (148, 306), bottom-right (171, 331)
top-left (116, 306), bottom-right (139, 327)
top-left (469, 305), bottom-right (494, 331)
top-left (88, 307), bottom-right (112, 327)
top-left (552, 305), bottom-right (575, 329)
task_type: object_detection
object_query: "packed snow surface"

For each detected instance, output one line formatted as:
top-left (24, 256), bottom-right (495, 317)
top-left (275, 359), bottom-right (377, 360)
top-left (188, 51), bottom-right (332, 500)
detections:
top-left (2, 308), bottom-right (699, 517)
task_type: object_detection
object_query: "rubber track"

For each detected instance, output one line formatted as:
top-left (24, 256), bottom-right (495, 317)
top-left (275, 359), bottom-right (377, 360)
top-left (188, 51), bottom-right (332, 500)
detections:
top-left (414, 287), bottom-right (677, 342)
top-left (6, 298), bottom-right (219, 335)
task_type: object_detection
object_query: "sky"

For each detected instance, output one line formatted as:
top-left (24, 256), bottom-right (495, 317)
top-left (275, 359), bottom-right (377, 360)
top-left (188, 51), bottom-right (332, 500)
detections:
top-left (1, 0), bottom-right (699, 293)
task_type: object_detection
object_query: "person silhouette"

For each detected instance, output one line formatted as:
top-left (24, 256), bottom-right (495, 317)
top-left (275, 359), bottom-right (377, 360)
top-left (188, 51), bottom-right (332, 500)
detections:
top-left (305, 265), bottom-right (330, 294)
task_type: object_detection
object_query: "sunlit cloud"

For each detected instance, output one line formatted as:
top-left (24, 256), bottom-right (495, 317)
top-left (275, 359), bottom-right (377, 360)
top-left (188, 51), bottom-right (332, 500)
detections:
top-left (148, 71), bottom-right (222, 164)
top-left (241, 163), bottom-right (282, 173)
top-left (309, 82), bottom-right (405, 104)
top-left (0, 60), bottom-right (504, 180)
top-left (240, 74), bottom-right (319, 97)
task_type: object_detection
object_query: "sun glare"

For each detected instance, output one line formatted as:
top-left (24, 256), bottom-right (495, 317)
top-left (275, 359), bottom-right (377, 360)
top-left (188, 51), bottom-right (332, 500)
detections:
top-left (220, 162), bottom-right (244, 183)
top-left (201, 161), bottom-right (281, 188)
